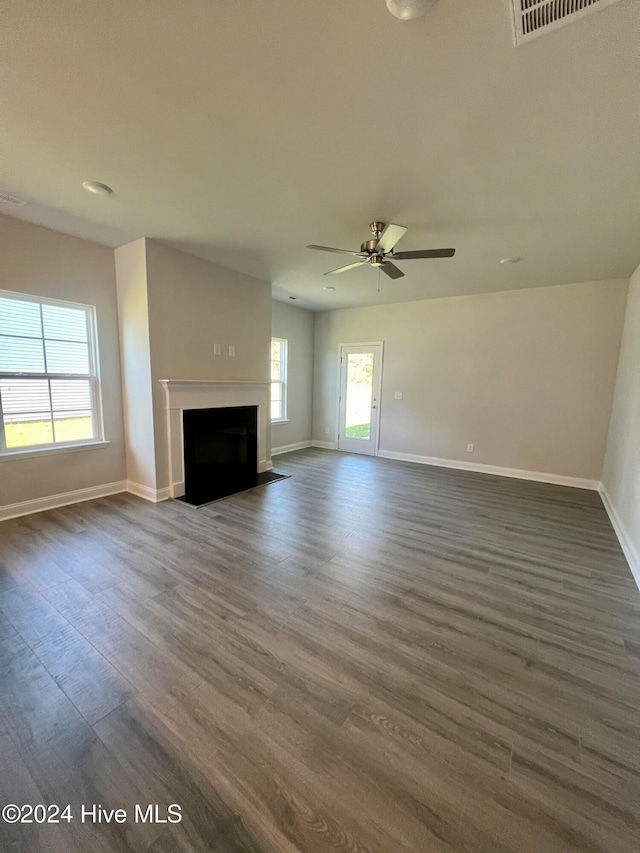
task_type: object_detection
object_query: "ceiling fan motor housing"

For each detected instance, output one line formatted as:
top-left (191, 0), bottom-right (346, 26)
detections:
top-left (361, 239), bottom-right (380, 254)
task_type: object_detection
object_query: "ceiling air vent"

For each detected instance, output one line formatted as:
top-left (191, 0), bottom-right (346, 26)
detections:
top-left (511, 0), bottom-right (623, 45)
top-left (0, 191), bottom-right (28, 207)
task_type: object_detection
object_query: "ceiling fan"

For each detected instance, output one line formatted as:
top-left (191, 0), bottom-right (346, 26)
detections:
top-left (307, 222), bottom-right (455, 279)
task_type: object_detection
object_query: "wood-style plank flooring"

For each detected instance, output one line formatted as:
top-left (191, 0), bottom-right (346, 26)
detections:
top-left (1, 448), bottom-right (639, 852)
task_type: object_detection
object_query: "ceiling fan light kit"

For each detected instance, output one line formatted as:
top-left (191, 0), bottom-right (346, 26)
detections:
top-left (385, 0), bottom-right (436, 21)
top-left (307, 221), bottom-right (455, 281)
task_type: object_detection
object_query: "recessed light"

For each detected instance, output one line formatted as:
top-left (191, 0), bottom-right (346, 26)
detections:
top-left (323, 286), bottom-right (336, 292)
top-left (82, 181), bottom-right (113, 196)
top-left (385, 0), bottom-right (436, 21)
top-left (500, 257), bottom-right (523, 265)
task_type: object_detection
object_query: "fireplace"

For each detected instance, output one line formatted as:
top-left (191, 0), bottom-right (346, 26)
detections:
top-left (159, 379), bottom-right (271, 500)
top-left (183, 406), bottom-right (258, 505)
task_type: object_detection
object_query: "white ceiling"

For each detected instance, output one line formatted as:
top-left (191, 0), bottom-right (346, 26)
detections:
top-left (2, 0), bottom-right (639, 310)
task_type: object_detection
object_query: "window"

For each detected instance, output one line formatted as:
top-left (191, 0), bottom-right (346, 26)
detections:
top-left (271, 337), bottom-right (287, 422)
top-left (0, 291), bottom-right (103, 453)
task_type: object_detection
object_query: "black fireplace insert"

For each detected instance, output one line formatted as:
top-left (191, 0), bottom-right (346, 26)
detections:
top-left (183, 405), bottom-right (258, 506)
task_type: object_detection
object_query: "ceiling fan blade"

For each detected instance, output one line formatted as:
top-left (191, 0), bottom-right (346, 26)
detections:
top-left (377, 223), bottom-right (408, 254)
top-left (381, 262), bottom-right (405, 280)
top-left (307, 244), bottom-right (364, 257)
top-left (392, 248), bottom-right (456, 260)
top-left (324, 261), bottom-right (369, 276)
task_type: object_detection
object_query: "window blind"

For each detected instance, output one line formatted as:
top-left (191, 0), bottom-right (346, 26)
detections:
top-left (0, 293), bottom-right (100, 450)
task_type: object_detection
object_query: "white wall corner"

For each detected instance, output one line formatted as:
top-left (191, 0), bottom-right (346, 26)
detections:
top-left (126, 481), bottom-right (171, 503)
top-left (599, 485), bottom-right (640, 593)
top-left (0, 481), bottom-right (128, 522)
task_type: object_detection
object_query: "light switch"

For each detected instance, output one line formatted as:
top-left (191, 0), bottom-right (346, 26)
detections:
top-left (394, 391), bottom-right (403, 400)
top-left (228, 345), bottom-right (236, 357)
top-left (213, 343), bottom-right (221, 355)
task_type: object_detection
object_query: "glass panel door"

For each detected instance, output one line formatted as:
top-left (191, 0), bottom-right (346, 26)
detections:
top-left (338, 344), bottom-right (382, 455)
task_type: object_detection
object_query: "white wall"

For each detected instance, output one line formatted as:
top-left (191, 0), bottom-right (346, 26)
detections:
top-left (271, 300), bottom-right (314, 451)
top-left (114, 239), bottom-right (158, 491)
top-left (145, 241), bottom-right (272, 490)
top-left (602, 263), bottom-right (640, 579)
top-left (0, 215), bottom-right (127, 508)
top-left (313, 279), bottom-right (628, 482)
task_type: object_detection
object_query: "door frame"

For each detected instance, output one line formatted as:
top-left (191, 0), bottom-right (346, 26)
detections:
top-left (336, 341), bottom-right (384, 456)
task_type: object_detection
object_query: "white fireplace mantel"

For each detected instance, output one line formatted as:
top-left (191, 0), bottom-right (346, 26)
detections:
top-left (159, 379), bottom-right (271, 499)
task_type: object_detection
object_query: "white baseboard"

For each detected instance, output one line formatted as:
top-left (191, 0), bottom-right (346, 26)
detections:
top-left (376, 449), bottom-right (600, 491)
top-left (599, 485), bottom-right (640, 592)
top-left (311, 440), bottom-right (337, 451)
top-left (271, 441), bottom-right (313, 456)
top-left (0, 481), bottom-right (127, 522)
top-left (126, 481), bottom-right (171, 503)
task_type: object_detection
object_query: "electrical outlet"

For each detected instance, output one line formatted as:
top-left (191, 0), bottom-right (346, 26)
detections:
top-left (228, 345), bottom-right (236, 357)
top-left (325, 427), bottom-right (330, 435)
top-left (467, 444), bottom-right (474, 453)
top-left (394, 391), bottom-right (403, 400)
top-left (213, 343), bottom-right (221, 355)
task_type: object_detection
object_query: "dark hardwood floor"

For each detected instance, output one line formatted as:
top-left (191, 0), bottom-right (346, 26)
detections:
top-left (1, 448), bottom-right (639, 852)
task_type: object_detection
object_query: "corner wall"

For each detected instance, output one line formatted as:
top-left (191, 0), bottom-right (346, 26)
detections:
top-left (114, 238), bottom-right (158, 493)
top-left (601, 263), bottom-right (640, 582)
top-left (271, 300), bottom-right (314, 452)
top-left (313, 279), bottom-right (628, 483)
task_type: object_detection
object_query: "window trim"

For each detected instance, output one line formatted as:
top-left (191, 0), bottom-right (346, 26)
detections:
top-left (0, 439), bottom-right (110, 463)
top-left (271, 337), bottom-right (288, 424)
top-left (0, 289), bottom-right (105, 455)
